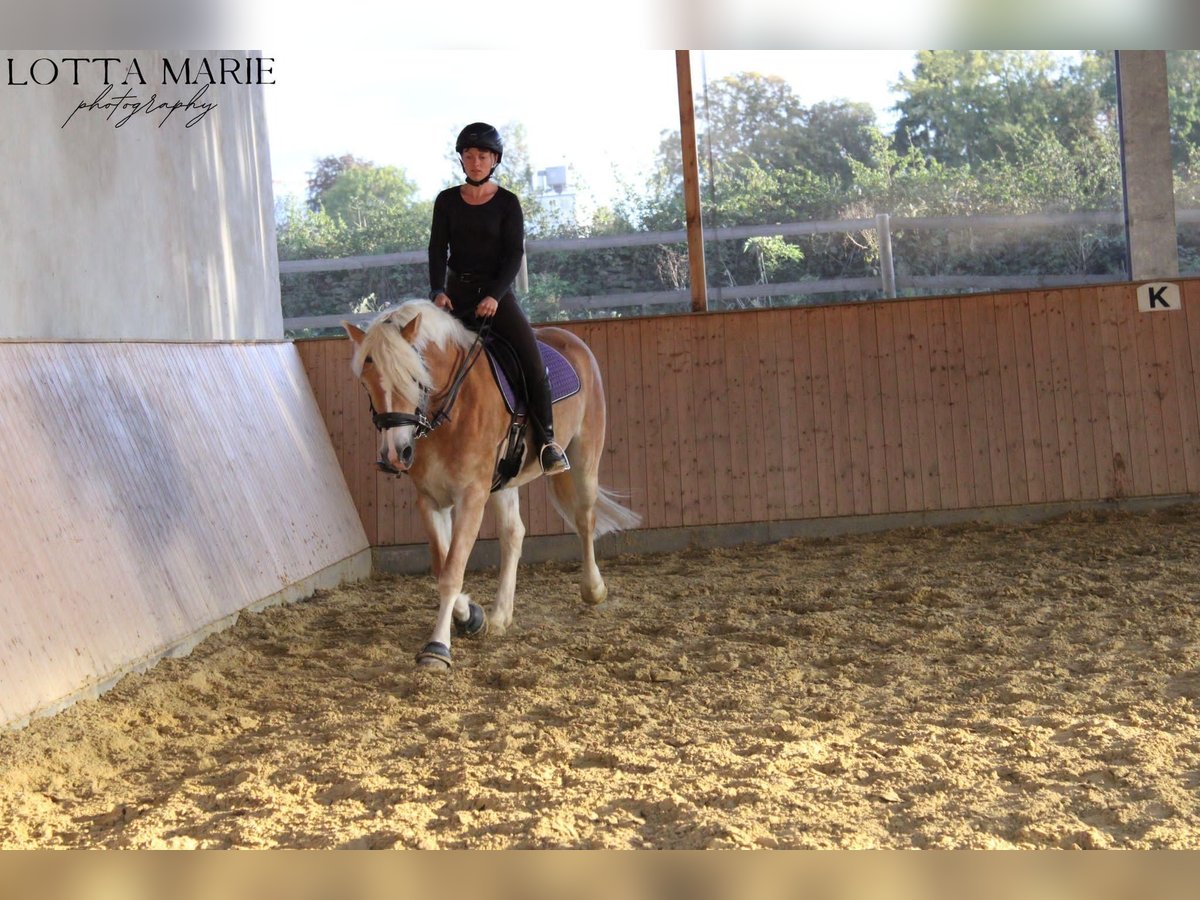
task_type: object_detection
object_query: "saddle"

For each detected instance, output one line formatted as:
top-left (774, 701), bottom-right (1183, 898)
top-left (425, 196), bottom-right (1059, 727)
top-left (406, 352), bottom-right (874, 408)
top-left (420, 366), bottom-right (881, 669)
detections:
top-left (483, 336), bottom-right (580, 491)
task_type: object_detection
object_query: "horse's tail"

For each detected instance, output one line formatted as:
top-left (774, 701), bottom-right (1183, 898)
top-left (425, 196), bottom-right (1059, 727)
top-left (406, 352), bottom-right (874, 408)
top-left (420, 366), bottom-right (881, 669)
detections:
top-left (593, 487), bottom-right (642, 537)
top-left (549, 484), bottom-right (642, 538)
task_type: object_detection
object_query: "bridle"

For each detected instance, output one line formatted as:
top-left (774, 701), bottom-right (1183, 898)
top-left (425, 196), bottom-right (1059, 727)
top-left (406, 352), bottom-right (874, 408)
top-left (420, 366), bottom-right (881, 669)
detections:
top-left (369, 393), bottom-right (433, 438)
top-left (367, 320), bottom-right (490, 470)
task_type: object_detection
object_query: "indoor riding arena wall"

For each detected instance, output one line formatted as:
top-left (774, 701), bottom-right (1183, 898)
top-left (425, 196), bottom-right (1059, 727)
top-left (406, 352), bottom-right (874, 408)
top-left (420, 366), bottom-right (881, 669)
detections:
top-left (0, 55), bottom-right (371, 728)
top-left (297, 278), bottom-right (1200, 568)
top-left (0, 340), bottom-right (371, 729)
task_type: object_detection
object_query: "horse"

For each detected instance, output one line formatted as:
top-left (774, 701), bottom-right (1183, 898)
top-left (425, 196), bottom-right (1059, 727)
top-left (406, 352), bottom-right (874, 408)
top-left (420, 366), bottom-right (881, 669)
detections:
top-left (342, 300), bottom-right (641, 669)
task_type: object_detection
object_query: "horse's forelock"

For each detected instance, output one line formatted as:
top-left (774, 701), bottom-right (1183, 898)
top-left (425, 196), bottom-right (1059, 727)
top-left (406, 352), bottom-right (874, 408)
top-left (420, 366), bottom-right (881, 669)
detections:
top-left (359, 301), bottom-right (472, 402)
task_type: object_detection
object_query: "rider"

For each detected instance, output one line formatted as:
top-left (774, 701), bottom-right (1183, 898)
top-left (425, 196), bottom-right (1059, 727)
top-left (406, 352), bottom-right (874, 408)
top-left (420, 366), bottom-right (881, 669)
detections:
top-left (428, 121), bottom-right (570, 475)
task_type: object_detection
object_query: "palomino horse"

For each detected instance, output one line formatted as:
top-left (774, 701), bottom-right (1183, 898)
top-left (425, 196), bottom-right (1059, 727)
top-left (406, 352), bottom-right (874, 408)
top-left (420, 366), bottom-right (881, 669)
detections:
top-left (343, 300), bottom-right (640, 669)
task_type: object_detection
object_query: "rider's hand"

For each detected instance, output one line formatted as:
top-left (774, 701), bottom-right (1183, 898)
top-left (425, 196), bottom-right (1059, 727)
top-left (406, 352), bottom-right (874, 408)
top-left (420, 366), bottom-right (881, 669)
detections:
top-left (433, 292), bottom-right (452, 310)
top-left (475, 296), bottom-right (499, 318)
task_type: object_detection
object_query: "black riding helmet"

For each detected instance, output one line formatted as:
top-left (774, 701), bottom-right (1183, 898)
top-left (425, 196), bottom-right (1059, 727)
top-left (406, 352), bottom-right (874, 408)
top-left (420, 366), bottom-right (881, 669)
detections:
top-left (456, 122), bottom-right (503, 185)
top-left (455, 122), bottom-right (504, 161)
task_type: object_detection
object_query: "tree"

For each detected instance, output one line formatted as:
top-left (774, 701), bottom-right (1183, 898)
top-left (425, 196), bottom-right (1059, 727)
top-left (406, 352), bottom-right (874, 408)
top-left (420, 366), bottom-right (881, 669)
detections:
top-left (648, 73), bottom-right (882, 207)
top-left (1168, 51), bottom-right (1200, 169)
top-left (305, 154), bottom-right (372, 211)
top-left (891, 51), bottom-right (1114, 168)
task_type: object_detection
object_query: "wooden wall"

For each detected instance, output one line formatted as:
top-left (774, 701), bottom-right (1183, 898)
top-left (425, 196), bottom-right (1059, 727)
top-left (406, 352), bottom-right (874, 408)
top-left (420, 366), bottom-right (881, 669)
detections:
top-left (296, 280), bottom-right (1200, 548)
top-left (0, 342), bottom-right (370, 728)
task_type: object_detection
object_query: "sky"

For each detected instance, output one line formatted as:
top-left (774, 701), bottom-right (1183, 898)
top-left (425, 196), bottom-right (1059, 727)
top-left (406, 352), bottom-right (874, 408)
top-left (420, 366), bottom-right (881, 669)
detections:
top-left (246, 0), bottom-right (1143, 215)
top-left (260, 48), bottom-right (920, 211)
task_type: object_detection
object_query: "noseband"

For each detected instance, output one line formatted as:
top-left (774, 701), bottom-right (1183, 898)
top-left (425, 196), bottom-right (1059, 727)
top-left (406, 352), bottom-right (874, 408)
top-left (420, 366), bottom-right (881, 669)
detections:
top-left (370, 403), bottom-right (433, 440)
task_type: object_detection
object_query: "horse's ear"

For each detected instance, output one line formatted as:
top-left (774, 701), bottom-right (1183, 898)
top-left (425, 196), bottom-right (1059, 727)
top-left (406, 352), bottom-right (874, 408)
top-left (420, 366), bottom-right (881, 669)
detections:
top-left (342, 321), bottom-right (366, 345)
top-left (400, 313), bottom-right (421, 344)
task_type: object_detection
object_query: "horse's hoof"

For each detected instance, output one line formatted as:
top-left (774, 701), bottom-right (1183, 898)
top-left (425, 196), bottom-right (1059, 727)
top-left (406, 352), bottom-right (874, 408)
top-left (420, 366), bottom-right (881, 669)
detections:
top-left (454, 601), bottom-right (488, 639)
top-left (582, 583), bottom-right (608, 606)
top-left (415, 641), bottom-right (451, 669)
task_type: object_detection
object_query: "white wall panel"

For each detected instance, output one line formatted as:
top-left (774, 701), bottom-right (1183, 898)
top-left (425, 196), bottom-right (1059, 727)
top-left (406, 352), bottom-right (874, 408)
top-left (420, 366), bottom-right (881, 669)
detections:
top-left (0, 52), bottom-right (281, 340)
top-left (0, 341), bottom-right (370, 727)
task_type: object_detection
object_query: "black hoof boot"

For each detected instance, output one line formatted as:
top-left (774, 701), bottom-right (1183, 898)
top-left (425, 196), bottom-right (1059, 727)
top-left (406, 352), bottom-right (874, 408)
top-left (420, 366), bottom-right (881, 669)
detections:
top-left (415, 641), bottom-right (451, 668)
top-left (539, 442), bottom-right (571, 475)
top-left (454, 601), bottom-right (488, 638)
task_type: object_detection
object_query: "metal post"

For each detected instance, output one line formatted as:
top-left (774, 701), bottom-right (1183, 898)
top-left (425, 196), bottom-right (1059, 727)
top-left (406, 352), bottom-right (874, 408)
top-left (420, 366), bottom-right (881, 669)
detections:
top-left (876, 213), bottom-right (897, 298)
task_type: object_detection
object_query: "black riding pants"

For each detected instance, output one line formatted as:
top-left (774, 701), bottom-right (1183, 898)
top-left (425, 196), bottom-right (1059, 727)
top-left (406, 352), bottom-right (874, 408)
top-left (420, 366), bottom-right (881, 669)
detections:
top-left (445, 272), bottom-right (554, 442)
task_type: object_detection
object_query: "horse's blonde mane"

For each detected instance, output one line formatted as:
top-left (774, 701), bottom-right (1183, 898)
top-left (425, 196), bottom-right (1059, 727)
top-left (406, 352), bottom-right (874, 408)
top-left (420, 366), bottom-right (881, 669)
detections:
top-left (353, 300), bottom-right (475, 406)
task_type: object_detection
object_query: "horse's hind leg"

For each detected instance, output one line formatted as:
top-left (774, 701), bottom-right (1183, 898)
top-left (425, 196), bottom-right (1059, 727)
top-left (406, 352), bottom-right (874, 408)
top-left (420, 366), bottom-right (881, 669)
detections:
top-left (487, 487), bottom-right (525, 635)
top-left (549, 469), bottom-right (607, 606)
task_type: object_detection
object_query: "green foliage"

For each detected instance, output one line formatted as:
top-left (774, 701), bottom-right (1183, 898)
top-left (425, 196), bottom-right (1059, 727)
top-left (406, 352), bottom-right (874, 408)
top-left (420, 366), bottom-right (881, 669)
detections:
top-left (519, 273), bottom-right (572, 322)
top-left (305, 154), bottom-right (372, 211)
top-left (891, 51), bottom-right (1112, 168)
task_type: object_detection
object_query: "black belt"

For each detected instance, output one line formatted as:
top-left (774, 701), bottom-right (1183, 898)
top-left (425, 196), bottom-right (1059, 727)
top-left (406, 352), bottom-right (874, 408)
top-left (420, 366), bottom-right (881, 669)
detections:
top-left (449, 270), bottom-right (490, 284)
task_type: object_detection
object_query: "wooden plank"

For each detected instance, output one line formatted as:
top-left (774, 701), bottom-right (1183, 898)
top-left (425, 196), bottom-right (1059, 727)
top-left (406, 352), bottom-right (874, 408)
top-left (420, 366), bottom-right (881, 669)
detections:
top-left (874, 302), bottom-right (906, 512)
top-left (676, 317), bottom-right (708, 527)
top-left (1060, 288), bottom-right (1101, 500)
top-left (925, 298), bottom-right (958, 510)
top-left (705, 314), bottom-right (735, 524)
top-left (958, 296), bottom-right (996, 508)
top-left (639, 319), bottom-right (668, 528)
top-left (772, 308), bottom-right (803, 519)
top-left (809, 307), bottom-right (838, 517)
top-left (854, 305), bottom-right (887, 514)
top-left (992, 293), bottom-right (1030, 505)
top-left (792, 310), bottom-right (821, 519)
top-left (1027, 291), bottom-right (1065, 501)
top-left (978, 294), bottom-right (1013, 506)
top-left (1173, 281), bottom-right (1200, 493)
top-left (620, 319), bottom-right (650, 529)
top-left (823, 305), bottom-right (856, 517)
top-left (839, 305), bottom-right (873, 516)
top-left (667, 317), bottom-right (698, 528)
top-left (1097, 285), bottom-right (1135, 499)
top-left (756, 312), bottom-right (787, 522)
top-left (942, 300), bottom-right (977, 508)
top-left (1045, 291), bottom-right (1081, 502)
top-left (1150, 309), bottom-right (1188, 496)
top-left (1132, 299), bottom-right (1172, 496)
top-left (1008, 293), bottom-right (1045, 504)
top-left (891, 300), bottom-right (925, 511)
top-left (724, 316), bottom-right (753, 524)
top-left (1113, 285), bottom-right (1153, 497)
top-left (1079, 287), bottom-right (1116, 500)
top-left (741, 314), bottom-right (770, 524)
top-left (654, 318), bottom-right (684, 528)
top-left (905, 301), bottom-right (939, 509)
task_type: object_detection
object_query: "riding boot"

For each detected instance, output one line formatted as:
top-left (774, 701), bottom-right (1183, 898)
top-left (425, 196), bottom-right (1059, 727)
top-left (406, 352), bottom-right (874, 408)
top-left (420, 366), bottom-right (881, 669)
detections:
top-left (531, 368), bottom-right (570, 474)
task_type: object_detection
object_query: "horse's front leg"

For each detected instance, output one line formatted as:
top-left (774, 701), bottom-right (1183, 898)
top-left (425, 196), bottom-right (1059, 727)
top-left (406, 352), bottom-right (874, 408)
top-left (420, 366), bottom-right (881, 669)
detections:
top-left (416, 493), bottom-right (451, 578)
top-left (415, 484), bottom-right (489, 669)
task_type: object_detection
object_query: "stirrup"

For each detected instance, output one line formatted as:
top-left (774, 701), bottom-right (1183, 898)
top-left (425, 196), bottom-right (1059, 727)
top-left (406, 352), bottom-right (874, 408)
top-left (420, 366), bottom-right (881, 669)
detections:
top-left (539, 441), bottom-right (571, 474)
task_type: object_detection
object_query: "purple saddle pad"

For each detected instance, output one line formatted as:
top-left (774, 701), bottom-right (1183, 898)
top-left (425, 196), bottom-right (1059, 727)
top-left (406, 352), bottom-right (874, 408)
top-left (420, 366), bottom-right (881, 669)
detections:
top-left (485, 340), bottom-right (581, 415)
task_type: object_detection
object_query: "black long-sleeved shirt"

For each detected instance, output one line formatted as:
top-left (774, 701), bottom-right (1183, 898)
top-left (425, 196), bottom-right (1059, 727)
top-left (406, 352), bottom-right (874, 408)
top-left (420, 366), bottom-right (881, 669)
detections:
top-left (428, 186), bottom-right (525, 301)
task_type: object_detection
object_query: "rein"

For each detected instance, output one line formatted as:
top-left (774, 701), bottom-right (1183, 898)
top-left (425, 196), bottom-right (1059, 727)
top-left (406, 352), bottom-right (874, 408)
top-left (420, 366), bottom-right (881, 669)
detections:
top-left (371, 320), bottom-right (490, 440)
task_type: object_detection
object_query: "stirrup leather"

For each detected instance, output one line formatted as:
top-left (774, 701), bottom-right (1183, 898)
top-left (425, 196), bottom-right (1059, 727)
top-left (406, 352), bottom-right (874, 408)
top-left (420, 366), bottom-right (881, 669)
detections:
top-left (539, 441), bottom-right (571, 474)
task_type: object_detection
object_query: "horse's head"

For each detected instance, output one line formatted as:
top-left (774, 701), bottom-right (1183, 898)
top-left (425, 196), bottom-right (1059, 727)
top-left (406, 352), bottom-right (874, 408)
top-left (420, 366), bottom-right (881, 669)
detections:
top-left (343, 301), bottom-right (476, 475)
top-left (343, 307), bottom-right (431, 475)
